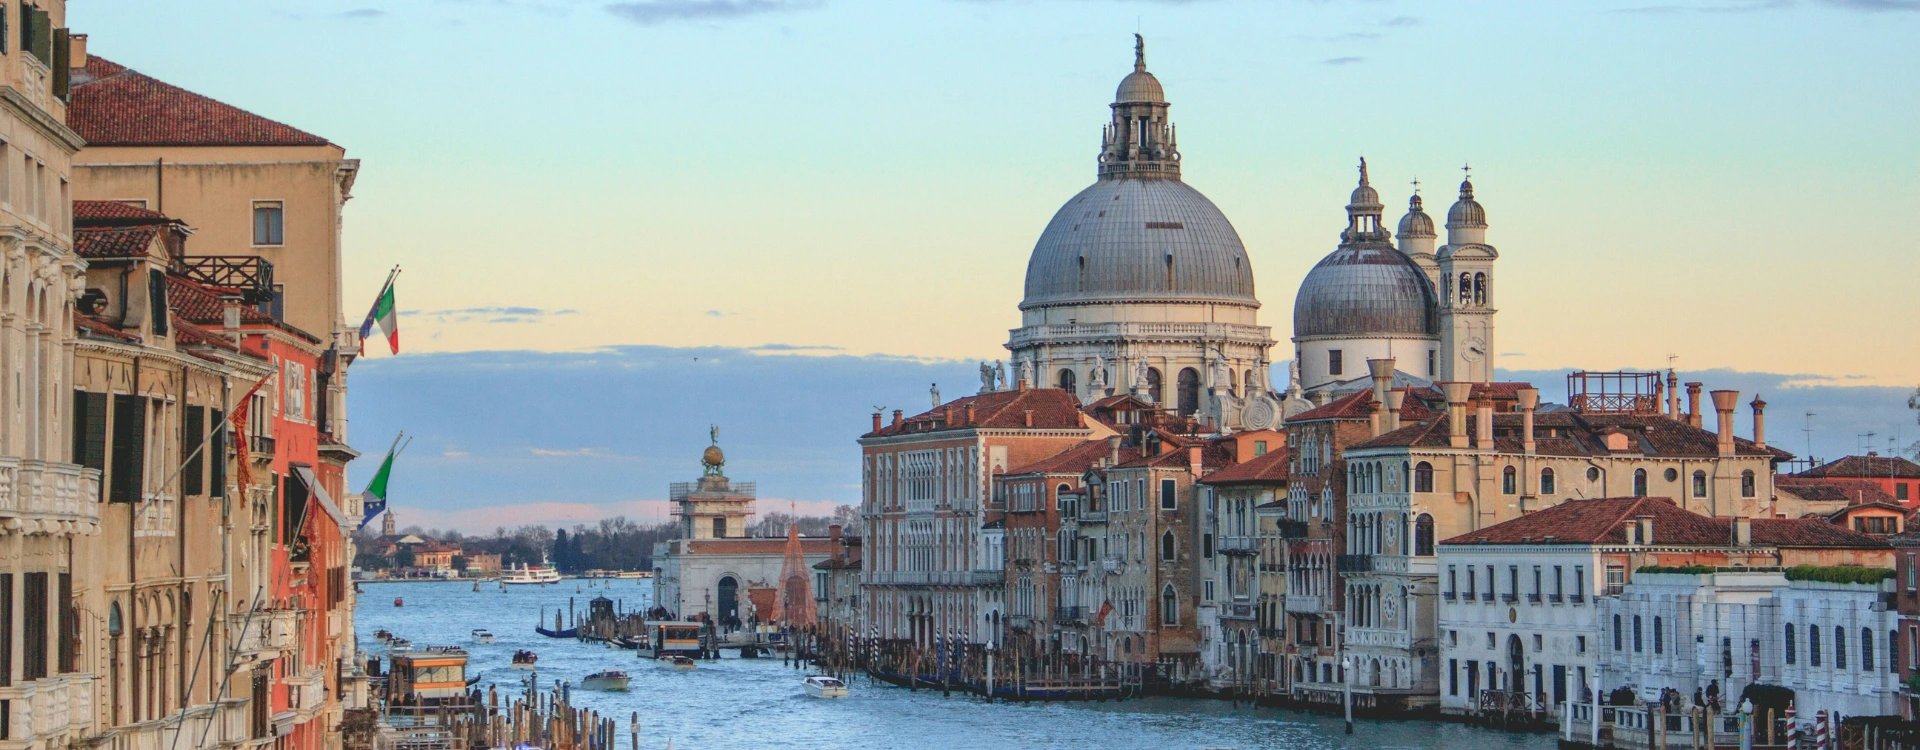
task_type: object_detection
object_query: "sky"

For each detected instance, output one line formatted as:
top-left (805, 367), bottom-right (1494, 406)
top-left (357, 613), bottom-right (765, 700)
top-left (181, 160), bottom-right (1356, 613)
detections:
top-left (71, 0), bottom-right (1920, 532)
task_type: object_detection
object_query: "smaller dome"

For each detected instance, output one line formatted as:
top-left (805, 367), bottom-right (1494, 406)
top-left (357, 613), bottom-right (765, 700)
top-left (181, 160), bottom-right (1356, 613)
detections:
top-left (1116, 70), bottom-right (1165, 103)
top-left (1447, 179), bottom-right (1487, 227)
top-left (1349, 182), bottom-right (1380, 209)
top-left (1398, 193), bottom-right (1435, 238)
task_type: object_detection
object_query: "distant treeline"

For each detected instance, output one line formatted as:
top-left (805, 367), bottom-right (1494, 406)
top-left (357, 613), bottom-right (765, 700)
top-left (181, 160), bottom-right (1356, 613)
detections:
top-left (356, 505), bottom-right (859, 573)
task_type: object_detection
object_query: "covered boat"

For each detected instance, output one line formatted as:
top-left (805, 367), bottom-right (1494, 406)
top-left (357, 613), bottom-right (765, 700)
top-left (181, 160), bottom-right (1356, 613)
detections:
top-left (803, 675), bottom-right (849, 698)
top-left (581, 670), bottom-right (631, 691)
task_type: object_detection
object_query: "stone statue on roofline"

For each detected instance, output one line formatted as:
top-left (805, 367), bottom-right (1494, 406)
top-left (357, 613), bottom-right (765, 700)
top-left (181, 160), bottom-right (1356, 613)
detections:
top-left (994, 360), bottom-right (1007, 391)
top-left (979, 361), bottom-right (995, 394)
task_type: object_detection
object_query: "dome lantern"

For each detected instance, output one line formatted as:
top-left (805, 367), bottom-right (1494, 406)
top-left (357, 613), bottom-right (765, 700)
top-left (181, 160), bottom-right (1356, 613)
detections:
top-left (1099, 35), bottom-right (1180, 180)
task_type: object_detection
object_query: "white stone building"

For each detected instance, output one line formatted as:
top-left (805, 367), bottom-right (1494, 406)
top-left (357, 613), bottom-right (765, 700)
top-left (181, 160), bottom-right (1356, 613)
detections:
top-left (651, 441), bottom-right (834, 625)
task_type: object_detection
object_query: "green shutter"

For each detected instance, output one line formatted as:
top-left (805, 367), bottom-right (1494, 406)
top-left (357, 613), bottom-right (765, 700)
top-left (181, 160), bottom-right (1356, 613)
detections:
top-left (51, 29), bottom-right (68, 99)
top-left (109, 395), bottom-right (144, 503)
top-left (149, 270), bottom-right (169, 337)
top-left (29, 8), bottom-right (49, 65)
top-left (209, 409), bottom-right (226, 498)
top-left (71, 391), bottom-right (107, 476)
top-left (183, 407), bottom-right (204, 496)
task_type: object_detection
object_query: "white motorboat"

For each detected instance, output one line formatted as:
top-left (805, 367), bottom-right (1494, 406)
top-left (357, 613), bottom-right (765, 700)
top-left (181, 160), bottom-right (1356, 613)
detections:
top-left (581, 670), bottom-right (632, 691)
top-left (471, 629), bottom-right (496, 644)
top-left (803, 675), bottom-right (849, 698)
top-left (501, 563), bottom-right (562, 586)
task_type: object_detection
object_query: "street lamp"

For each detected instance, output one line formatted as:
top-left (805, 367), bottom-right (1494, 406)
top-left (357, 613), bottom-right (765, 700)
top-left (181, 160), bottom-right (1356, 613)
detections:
top-left (1341, 656), bottom-right (1353, 735)
top-left (985, 639), bottom-right (997, 704)
top-left (1738, 698), bottom-right (1754, 750)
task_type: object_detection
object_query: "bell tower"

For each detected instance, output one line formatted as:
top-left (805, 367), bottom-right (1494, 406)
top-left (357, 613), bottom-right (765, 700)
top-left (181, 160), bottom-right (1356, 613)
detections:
top-left (1438, 169), bottom-right (1498, 383)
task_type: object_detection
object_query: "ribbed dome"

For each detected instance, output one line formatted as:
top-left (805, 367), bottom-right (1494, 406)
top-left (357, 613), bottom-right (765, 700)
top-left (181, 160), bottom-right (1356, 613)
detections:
top-left (1116, 70), bottom-right (1165, 103)
top-left (1398, 194), bottom-right (1436, 238)
top-left (1293, 244), bottom-right (1438, 338)
top-left (1021, 178), bottom-right (1257, 309)
top-left (1448, 179), bottom-right (1487, 227)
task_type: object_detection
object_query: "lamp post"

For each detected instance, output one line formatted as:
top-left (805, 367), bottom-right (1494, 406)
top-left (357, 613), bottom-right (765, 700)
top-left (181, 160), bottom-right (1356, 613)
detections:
top-left (1341, 655), bottom-right (1353, 735)
top-left (1738, 698), bottom-right (1753, 750)
top-left (985, 639), bottom-right (997, 704)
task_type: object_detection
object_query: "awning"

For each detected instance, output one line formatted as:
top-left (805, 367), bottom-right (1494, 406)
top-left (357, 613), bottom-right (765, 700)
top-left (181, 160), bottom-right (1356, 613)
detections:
top-left (292, 465), bottom-right (350, 535)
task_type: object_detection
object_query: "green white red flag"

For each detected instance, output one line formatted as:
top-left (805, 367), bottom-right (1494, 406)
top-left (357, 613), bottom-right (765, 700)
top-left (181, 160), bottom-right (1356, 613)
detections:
top-left (358, 270), bottom-right (399, 354)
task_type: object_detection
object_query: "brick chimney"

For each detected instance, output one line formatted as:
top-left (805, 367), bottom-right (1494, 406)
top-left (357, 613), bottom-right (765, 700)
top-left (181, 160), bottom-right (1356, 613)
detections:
top-left (1517, 387), bottom-right (1539, 455)
top-left (1667, 370), bottom-right (1681, 419)
top-left (871, 411), bottom-right (883, 433)
top-left (69, 33), bottom-right (87, 69)
top-left (1750, 395), bottom-right (1767, 451)
top-left (1022, 409), bottom-right (1034, 428)
top-left (1108, 435), bottom-right (1122, 467)
top-left (1367, 358), bottom-right (1395, 438)
top-left (1443, 382), bottom-right (1473, 449)
top-left (891, 409), bottom-right (904, 429)
top-left (1685, 382), bottom-right (1703, 428)
top-left (964, 402), bottom-right (976, 425)
top-left (1383, 390), bottom-right (1406, 433)
top-left (829, 524), bottom-right (843, 546)
top-left (1710, 389), bottom-right (1738, 457)
top-left (1188, 445), bottom-right (1203, 477)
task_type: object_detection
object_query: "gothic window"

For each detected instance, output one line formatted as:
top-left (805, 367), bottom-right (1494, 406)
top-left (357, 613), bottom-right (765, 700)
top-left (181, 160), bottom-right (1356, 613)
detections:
top-left (1058, 368), bottom-right (1077, 395)
top-left (1503, 466), bottom-right (1517, 495)
top-left (1633, 469), bottom-right (1648, 496)
top-left (1785, 624), bottom-right (1798, 663)
top-left (1653, 617), bottom-right (1664, 654)
top-left (1176, 368), bottom-right (1200, 416)
top-left (1414, 462), bottom-right (1434, 493)
top-left (1161, 585), bottom-right (1178, 626)
top-left (1540, 468), bottom-right (1556, 495)
top-left (1414, 514), bottom-right (1435, 557)
top-left (1160, 531), bottom-right (1175, 562)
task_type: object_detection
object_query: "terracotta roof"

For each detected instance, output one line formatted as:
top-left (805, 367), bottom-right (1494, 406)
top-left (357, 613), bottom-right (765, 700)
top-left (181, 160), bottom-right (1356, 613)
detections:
top-left (1793, 455), bottom-right (1920, 480)
top-left (73, 200), bottom-right (171, 225)
top-left (73, 314), bottom-right (138, 342)
top-left (1821, 502), bottom-right (1910, 523)
top-left (1200, 447), bottom-right (1291, 486)
top-left (684, 538), bottom-right (839, 556)
top-left (1776, 478), bottom-right (1897, 504)
top-left (167, 275), bottom-right (274, 325)
top-left (1110, 431), bottom-right (1233, 471)
top-left (864, 388), bottom-right (1086, 438)
top-left (69, 56), bottom-right (331, 147)
top-left (1349, 411), bottom-right (1789, 459)
top-left (1287, 387), bottom-right (1442, 424)
top-left (1440, 496), bottom-right (1885, 549)
top-left (73, 225), bottom-right (162, 259)
top-left (171, 316), bottom-right (241, 352)
top-left (1006, 439), bottom-right (1120, 476)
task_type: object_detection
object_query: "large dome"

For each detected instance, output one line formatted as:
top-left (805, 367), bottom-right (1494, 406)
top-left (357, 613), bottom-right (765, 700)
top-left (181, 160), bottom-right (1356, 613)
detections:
top-left (1020, 178), bottom-right (1257, 310)
top-left (1292, 244), bottom-right (1437, 338)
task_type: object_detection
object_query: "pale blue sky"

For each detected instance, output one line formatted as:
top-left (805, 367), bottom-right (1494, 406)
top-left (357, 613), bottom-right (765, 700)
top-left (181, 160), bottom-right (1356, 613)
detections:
top-left (69, 1), bottom-right (1919, 530)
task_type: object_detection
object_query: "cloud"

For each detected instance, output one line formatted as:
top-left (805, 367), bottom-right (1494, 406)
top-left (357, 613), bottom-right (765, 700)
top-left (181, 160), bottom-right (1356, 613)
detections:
top-left (746, 342), bottom-right (846, 355)
top-left (441, 449), bottom-right (471, 459)
top-left (1323, 56), bottom-right (1365, 66)
top-left (337, 8), bottom-right (387, 18)
top-left (1609, 0), bottom-right (1789, 13)
top-left (704, 309), bottom-right (730, 318)
top-left (1821, 0), bottom-right (1920, 9)
top-left (529, 447), bottom-right (615, 458)
top-left (405, 306), bottom-right (581, 325)
top-left (1382, 15), bottom-right (1420, 26)
top-left (604, 0), bottom-right (821, 25)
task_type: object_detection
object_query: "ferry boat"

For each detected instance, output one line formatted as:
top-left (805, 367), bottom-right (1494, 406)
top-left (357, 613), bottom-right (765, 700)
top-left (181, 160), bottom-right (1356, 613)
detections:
top-left (643, 622), bottom-right (705, 659)
top-left (581, 670), bottom-right (632, 691)
top-left (501, 563), bottom-right (562, 586)
top-left (511, 650), bottom-right (538, 670)
top-left (803, 675), bottom-right (849, 698)
top-left (471, 629), bottom-right (495, 644)
top-left (388, 646), bottom-right (471, 703)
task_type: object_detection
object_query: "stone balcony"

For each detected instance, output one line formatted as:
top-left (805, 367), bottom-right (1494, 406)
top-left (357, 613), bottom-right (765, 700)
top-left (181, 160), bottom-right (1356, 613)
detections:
top-left (1101, 557), bottom-right (1125, 575)
top-left (1222, 599), bottom-right (1256, 620)
top-left (104, 699), bottom-right (254, 750)
top-left (230, 609), bottom-right (297, 662)
top-left (0, 674), bottom-right (95, 747)
top-left (1347, 626), bottom-right (1411, 650)
top-left (0, 458), bottom-right (102, 537)
top-left (287, 667), bottom-right (329, 722)
top-left (969, 568), bottom-right (1004, 586)
top-left (1219, 536), bottom-right (1259, 556)
top-left (1284, 594), bottom-right (1325, 615)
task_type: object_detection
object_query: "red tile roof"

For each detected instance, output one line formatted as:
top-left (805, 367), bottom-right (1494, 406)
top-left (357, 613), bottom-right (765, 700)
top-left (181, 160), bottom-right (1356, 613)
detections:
top-left (1349, 411), bottom-right (1789, 459)
top-left (685, 538), bottom-right (840, 556)
top-left (69, 56), bottom-right (332, 147)
top-left (1776, 478), bottom-right (1897, 504)
top-left (73, 200), bottom-right (171, 224)
top-left (73, 225), bottom-right (162, 259)
top-left (864, 388), bottom-right (1086, 438)
top-left (171, 316), bottom-right (241, 352)
top-left (1287, 387), bottom-right (1443, 424)
top-left (1200, 447), bottom-right (1291, 486)
top-left (1440, 496), bottom-right (1885, 549)
top-left (1793, 455), bottom-right (1920, 480)
top-left (73, 314), bottom-right (138, 342)
top-left (167, 275), bottom-right (274, 325)
top-left (1006, 439), bottom-right (1123, 476)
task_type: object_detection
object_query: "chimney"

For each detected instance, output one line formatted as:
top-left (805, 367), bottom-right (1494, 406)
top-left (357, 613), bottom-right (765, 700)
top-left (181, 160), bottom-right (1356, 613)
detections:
top-left (1367, 358), bottom-right (1395, 437)
top-left (1635, 515), bottom-right (1654, 546)
top-left (221, 295), bottom-right (244, 346)
top-left (1732, 516), bottom-right (1752, 546)
top-left (829, 524), bottom-right (843, 546)
top-left (1517, 387), bottom-right (1539, 455)
top-left (1108, 435), bottom-right (1123, 466)
top-left (1685, 382), bottom-right (1703, 428)
top-left (1188, 445), bottom-right (1203, 477)
top-left (1710, 389), bottom-right (1738, 457)
top-left (891, 409), bottom-right (904, 429)
top-left (1022, 409), bottom-right (1034, 428)
top-left (964, 402), bottom-right (977, 424)
top-left (1383, 390), bottom-right (1406, 433)
top-left (69, 33), bottom-right (87, 69)
top-left (1443, 382), bottom-right (1473, 449)
top-left (1475, 399), bottom-right (1494, 450)
top-left (1749, 395), bottom-right (1768, 451)
top-left (1666, 370), bottom-right (1681, 419)
top-left (871, 411), bottom-right (883, 433)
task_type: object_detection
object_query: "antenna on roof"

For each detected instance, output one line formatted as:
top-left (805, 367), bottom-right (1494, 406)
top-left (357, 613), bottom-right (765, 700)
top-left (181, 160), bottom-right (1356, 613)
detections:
top-left (1803, 411), bottom-right (1816, 467)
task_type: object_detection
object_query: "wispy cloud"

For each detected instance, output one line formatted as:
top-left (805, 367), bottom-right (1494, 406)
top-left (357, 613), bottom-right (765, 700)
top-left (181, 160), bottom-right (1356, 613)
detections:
top-left (1821, 0), bottom-right (1920, 10)
top-left (704, 309), bottom-right (731, 318)
top-left (1610, 0), bottom-right (1789, 13)
top-left (1323, 56), bottom-right (1365, 66)
top-left (441, 449), bottom-right (471, 459)
top-left (337, 8), bottom-right (387, 19)
top-left (1382, 15), bottom-right (1420, 26)
top-left (604, 0), bottom-right (821, 25)
top-left (529, 447), bottom-right (615, 458)
top-left (746, 342), bottom-right (846, 355)
top-left (406, 306), bottom-right (580, 325)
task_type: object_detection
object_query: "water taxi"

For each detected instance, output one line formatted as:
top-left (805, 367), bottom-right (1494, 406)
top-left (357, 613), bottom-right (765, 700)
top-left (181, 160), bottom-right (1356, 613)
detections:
top-left (643, 621), bottom-right (705, 659)
top-left (666, 656), bottom-right (697, 671)
top-left (511, 650), bottom-right (538, 670)
top-left (388, 638), bottom-right (414, 653)
top-left (471, 629), bottom-right (496, 644)
top-left (803, 675), bottom-right (849, 698)
top-left (389, 646), bottom-right (470, 703)
top-left (581, 670), bottom-right (632, 691)
top-left (502, 562), bottom-right (562, 585)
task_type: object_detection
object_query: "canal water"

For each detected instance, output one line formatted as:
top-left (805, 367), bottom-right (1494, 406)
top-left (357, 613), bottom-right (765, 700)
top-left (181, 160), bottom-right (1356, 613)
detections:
top-left (358, 580), bottom-right (1558, 749)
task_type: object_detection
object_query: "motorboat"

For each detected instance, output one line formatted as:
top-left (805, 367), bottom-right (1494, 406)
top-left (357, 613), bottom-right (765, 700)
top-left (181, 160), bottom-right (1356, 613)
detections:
top-left (666, 656), bottom-right (696, 671)
top-left (511, 650), bottom-right (538, 670)
top-left (803, 675), bottom-right (849, 698)
top-left (393, 597), bottom-right (404, 607)
top-left (388, 638), bottom-right (413, 653)
top-left (472, 629), bottom-right (496, 644)
top-left (501, 563), bottom-right (562, 586)
top-left (581, 670), bottom-right (632, 691)
top-left (373, 629), bottom-right (394, 642)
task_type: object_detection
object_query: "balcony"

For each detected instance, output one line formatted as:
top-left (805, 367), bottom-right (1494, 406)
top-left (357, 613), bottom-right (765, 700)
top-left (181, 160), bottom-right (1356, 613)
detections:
top-left (286, 667), bottom-right (328, 718)
top-left (1102, 557), bottom-right (1125, 575)
top-left (174, 255), bottom-right (276, 304)
top-left (1054, 606), bottom-right (1085, 624)
top-left (250, 435), bottom-right (277, 458)
top-left (1284, 594), bottom-right (1325, 615)
top-left (1224, 600), bottom-right (1255, 620)
top-left (1276, 519), bottom-right (1310, 539)
top-left (1443, 591), bottom-right (1457, 602)
top-left (1335, 554), bottom-right (1373, 573)
top-left (230, 609), bottom-right (296, 660)
top-left (970, 568), bottom-right (1004, 586)
top-left (0, 458), bottom-right (102, 536)
top-left (1526, 594), bottom-right (1543, 604)
top-left (1570, 593), bottom-right (1586, 604)
top-left (1220, 536), bottom-right (1259, 556)
top-left (1009, 615), bottom-right (1033, 632)
top-left (0, 674), bottom-right (96, 746)
top-left (1078, 509), bottom-right (1108, 524)
top-left (1481, 591), bottom-right (1495, 602)
top-left (1548, 594), bottom-right (1563, 604)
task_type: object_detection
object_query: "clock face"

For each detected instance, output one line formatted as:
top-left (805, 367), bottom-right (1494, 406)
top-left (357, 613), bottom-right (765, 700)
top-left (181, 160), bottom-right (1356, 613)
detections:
top-left (1463, 337), bottom-right (1487, 362)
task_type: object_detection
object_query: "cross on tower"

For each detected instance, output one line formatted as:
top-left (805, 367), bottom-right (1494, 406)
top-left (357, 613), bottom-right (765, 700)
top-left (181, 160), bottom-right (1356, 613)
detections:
top-left (1461, 162), bottom-right (1473, 181)
top-left (1410, 177), bottom-right (1421, 195)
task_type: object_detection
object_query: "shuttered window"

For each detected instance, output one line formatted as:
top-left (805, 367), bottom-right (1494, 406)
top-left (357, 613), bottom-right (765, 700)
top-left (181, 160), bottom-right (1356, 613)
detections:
top-left (183, 407), bottom-right (205, 496)
top-left (209, 409), bottom-right (227, 498)
top-left (72, 391), bottom-right (107, 476)
top-left (282, 473), bottom-right (308, 547)
top-left (0, 574), bottom-right (11, 686)
top-left (56, 573), bottom-right (71, 673)
top-left (109, 395), bottom-right (145, 502)
top-left (23, 572), bottom-right (46, 680)
top-left (149, 270), bottom-right (169, 337)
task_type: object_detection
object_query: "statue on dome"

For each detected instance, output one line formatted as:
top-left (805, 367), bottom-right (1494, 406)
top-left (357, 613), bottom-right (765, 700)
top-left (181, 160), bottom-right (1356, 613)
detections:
top-left (1018, 358), bottom-right (1034, 388)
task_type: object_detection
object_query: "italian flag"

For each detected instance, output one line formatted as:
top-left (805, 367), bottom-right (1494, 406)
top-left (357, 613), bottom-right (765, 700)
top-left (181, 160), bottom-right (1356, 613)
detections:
top-left (359, 278), bottom-right (398, 354)
top-left (358, 441), bottom-right (397, 529)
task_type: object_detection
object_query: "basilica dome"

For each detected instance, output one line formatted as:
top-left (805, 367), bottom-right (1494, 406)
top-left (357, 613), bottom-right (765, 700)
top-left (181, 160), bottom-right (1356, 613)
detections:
top-left (1021, 179), bottom-right (1257, 310)
top-left (1292, 244), bottom-right (1438, 338)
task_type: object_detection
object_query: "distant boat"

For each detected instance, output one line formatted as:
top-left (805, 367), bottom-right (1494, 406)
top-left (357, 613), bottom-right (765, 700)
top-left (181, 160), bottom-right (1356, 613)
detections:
top-left (374, 629), bottom-right (394, 642)
top-left (389, 638), bottom-right (413, 653)
top-left (502, 563), bottom-right (562, 586)
top-left (511, 650), bottom-right (538, 670)
top-left (472, 629), bottom-right (496, 644)
top-left (803, 675), bottom-right (849, 698)
top-left (393, 597), bottom-right (404, 607)
top-left (666, 656), bottom-right (696, 671)
top-left (581, 670), bottom-right (632, 691)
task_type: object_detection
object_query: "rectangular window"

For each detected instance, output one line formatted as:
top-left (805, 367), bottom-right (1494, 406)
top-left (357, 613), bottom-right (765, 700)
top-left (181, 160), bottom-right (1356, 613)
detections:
top-left (109, 394), bottom-right (146, 503)
top-left (0, 141), bottom-right (9, 205)
top-left (1135, 479), bottom-right (1145, 511)
top-left (1573, 565), bottom-right (1586, 602)
top-left (183, 407), bottom-right (205, 496)
top-left (1464, 566), bottom-right (1475, 598)
top-left (1328, 349), bottom-right (1344, 376)
top-left (252, 200), bottom-right (285, 246)
top-left (71, 391), bottom-right (107, 475)
top-left (0, 574), bottom-right (10, 687)
top-left (1553, 565), bottom-right (1564, 601)
top-left (1605, 564), bottom-right (1625, 596)
top-left (1577, 635), bottom-right (1587, 654)
top-left (1202, 533), bottom-right (1213, 559)
top-left (1446, 565), bottom-right (1457, 599)
top-left (1900, 484), bottom-right (1910, 501)
top-left (1448, 659), bottom-right (1458, 696)
top-left (1532, 566), bottom-right (1542, 599)
top-left (148, 269), bottom-right (169, 336)
top-left (1253, 440), bottom-right (1268, 456)
top-left (56, 573), bottom-right (71, 673)
top-left (1159, 478), bottom-right (1176, 510)
top-left (1484, 565), bottom-right (1495, 601)
top-left (23, 572), bottom-right (46, 680)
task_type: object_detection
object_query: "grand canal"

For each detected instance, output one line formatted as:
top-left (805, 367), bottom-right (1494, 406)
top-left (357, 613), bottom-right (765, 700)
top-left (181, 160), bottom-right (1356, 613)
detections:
top-left (358, 580), bottom-right (1560, 749)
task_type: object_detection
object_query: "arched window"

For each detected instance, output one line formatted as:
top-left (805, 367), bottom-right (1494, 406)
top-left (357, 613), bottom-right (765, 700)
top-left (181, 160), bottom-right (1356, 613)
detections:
top-left (1633, 469), bottom-right (1648, 496)
top-left (1609, 614), bottom-right (1621, 651)
top-left (1633, 615), bottom-right (1643, 653)
top-left (1835, 627), bottom-right (1847, 669)
top-left (1785, 624), bottom-right (1796, 664)
top-left (1057, 368), bottom-right (1077, 395)
top-left (1741, 470), bottom-right (1756, 498)
top-left (1458, 272), bottom-right (1472, 307)
top-left (1653, 617), bottom-right (1664, 654)
top-left (1414, 462), bottom-right (1434, 493)
top-left (1809, 626), bottom-right (1822, 667)
top-left (1146, 367), bottom-right (1163, 406)
top-left (1541, 468), bottom-right (1556, 495)
top-left (1160, 531), bottom-right (1175, 562)
top-left (1414, 514), bottom-right (1435, 557)
top-left (1503, 466), bottom-right (1517, 495)
top-left (1243, 369), bottom-right (1257, 396)
top-left (1863, 628), bottom-right (1874, 672)
top-left (1692, 471), bottom-right (1708, 498)
top-left (1176, 368), bottom-right (1201, 416)
top-left (1473, 272), bottom-right (1487, 306)
top-left (1161, 585), bottom-right (1178, 626)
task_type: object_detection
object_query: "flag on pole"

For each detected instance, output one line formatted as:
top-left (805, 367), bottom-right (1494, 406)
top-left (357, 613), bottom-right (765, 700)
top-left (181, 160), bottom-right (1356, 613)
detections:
top-left (229, 372), bottom-right (274, 494)
top-left (1094, 600), bottom-right (1114, 627)
top-left (358, 271), bottom-right (399, 355)
top-left (358, 433), bottom-right (407, 529)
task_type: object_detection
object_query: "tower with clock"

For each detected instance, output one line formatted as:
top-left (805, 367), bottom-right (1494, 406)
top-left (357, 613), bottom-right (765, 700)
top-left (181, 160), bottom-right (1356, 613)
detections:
top-left (1437, 169), bottom-right (1499, 383)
